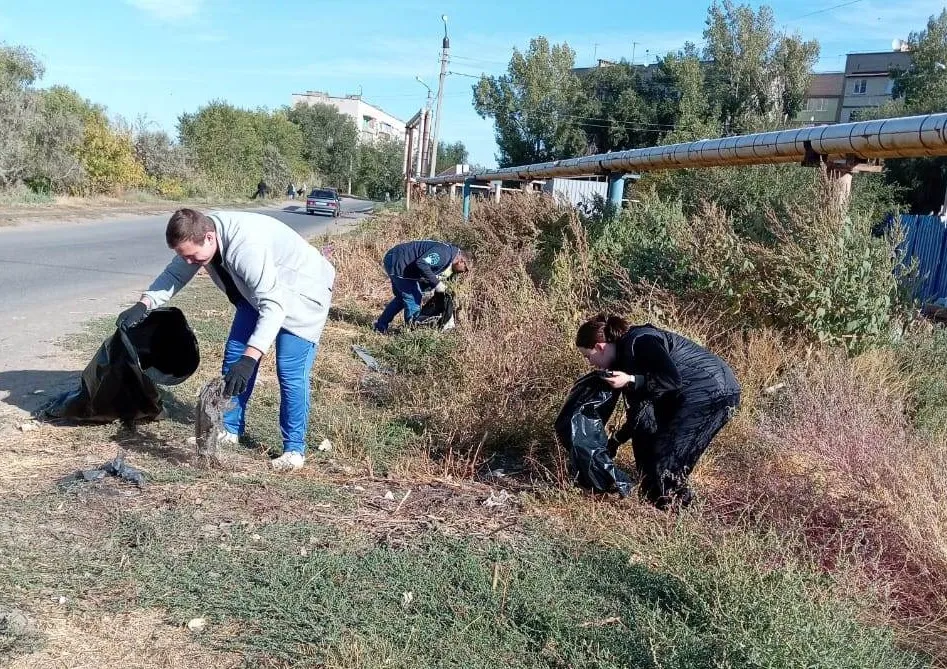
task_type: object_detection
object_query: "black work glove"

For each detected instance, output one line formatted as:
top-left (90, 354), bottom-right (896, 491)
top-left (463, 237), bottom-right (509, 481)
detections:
top-left (224, 355), bottom-right (257, 397)
top-left (116, 302), bottom-right (148, 330)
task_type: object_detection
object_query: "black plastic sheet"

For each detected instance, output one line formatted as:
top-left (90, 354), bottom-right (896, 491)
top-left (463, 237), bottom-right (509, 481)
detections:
top-left (554, 372), bottom-right (632, 496)
top-left (43, 307), bottom-right (199, 424)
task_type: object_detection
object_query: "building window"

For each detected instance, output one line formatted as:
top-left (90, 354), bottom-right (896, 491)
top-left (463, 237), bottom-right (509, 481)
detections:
top-left (852, 79), bottom-right (867, 95)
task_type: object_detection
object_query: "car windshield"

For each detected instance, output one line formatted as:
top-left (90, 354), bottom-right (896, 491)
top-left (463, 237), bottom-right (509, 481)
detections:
top-left (309, 189), bottom-right (336, 199)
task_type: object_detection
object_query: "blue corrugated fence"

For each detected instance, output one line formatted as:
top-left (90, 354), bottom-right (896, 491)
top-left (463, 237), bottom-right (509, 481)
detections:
top-left (898, 214), bottom-right (947, 305)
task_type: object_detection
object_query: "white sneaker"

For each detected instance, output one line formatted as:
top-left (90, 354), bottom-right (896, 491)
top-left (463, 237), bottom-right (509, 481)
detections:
top-left (218, 430), bottom-right (239, 446)
top-left (270, 451), bottom-right (305, 472)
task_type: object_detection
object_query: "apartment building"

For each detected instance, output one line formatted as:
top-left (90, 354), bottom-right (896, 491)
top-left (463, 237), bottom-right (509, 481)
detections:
top-left (291, 91), bottom-right (405, 143)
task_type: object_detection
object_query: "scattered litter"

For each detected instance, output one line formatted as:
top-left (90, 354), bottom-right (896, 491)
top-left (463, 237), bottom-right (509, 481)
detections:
top-left (32, 389), bottom-right (45, 395)
top-left (482, 468), bottom-right (506, 480)
top-left (17, 421), bottom-right (38, 432)
top-left (186, 617), bottom-right (207, 632)
top-left (62, 455), bottom-right (147, 488)
top-left (299, 547), bottom-right (309, 557)
top-left (763, 382), bottom-right (786, 395)
top-left (317, 438), bottom-right (333, 452)
top-left (195, 377), bottom-right (236, 465)
top-left (482, 490), bottom-right (513, 508)
top-left (81, 469), bottom-right (106, 483)
top-left (251, 534), bottom-right (263, 543)
top-left (351, 345), bottom-right (393, 374)
top-left (579, 616), bottom-right (622, 628)
top-left (383, 490), bottom-right (396, 501)
top-left (56, 596), bottom-right (67, 605)
top-left (401, 591), bottom-right (414, 609)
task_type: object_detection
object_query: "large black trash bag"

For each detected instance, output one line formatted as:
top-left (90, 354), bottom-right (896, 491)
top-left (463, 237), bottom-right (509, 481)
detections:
top-left (554, 372), bottom-right (633, 496)
top-left (43, 307), bottom-right (199, 424)
top-left (414, 292), bottom-right (456, 330)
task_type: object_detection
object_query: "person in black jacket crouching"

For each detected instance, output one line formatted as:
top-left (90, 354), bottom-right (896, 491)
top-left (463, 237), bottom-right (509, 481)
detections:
top-left (575, 313), bottom-right (741, 508)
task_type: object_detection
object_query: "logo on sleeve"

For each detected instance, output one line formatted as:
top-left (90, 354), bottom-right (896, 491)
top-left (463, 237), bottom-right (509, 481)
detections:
top-left (423, 252), bottom-right (441, 266)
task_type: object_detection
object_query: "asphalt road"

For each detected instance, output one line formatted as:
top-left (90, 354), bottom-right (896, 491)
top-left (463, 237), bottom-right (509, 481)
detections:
top-left (0, 199), bottom-right (372, 424)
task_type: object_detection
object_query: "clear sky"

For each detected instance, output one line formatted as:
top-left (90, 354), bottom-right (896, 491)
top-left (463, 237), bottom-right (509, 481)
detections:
top-left (2, 0), bottom-right (943, 167)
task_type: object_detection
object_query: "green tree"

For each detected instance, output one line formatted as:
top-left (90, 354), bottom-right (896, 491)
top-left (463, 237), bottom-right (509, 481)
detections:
top-left (581, 61), bottom-right (657, 152)
top-left (178, 101), bottom-right (303, 195)
top-left (36, 85), bottom-right (144, 195)
top-left (703, 1), bottom-right (819, 132)
top-left (857, 10), bottom-right (947, 213)
top-left (287, 102), bottom-right (358, 189)
top-left (436, 140), bottom-right (469, 169)
top-left (473, 37), bottom-right (587, 166)
top-left (650, 43), bottom-right (720, 143)
top-left (355, 138), bottom-right (404, 200)
top-left (0, 43), bottom-right (44, 188)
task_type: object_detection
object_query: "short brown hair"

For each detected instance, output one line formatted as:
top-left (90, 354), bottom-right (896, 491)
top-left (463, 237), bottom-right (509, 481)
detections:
top-left (575, 313), bottom-right (630, 348)
top-left (166, 208), bottom-right (214, 248)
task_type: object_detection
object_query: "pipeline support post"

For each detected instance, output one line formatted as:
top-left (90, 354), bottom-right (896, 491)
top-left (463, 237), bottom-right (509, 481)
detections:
top-left (491, 180), bottom-right (502, 203)
top-left (462, 178), bottom-right (472, 221)
top-left (606, 172), bottom-right (626, 218)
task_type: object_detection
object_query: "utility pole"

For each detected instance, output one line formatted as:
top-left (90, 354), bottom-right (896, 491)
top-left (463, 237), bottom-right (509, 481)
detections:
top-left (415, 76), bottom-right (433, 178)
top-left (428, 15), bottom-right (450, 179)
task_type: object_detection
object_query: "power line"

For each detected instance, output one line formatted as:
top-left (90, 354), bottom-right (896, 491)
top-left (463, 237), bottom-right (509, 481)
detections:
top-left (784, 0), bottom-right (865, 22)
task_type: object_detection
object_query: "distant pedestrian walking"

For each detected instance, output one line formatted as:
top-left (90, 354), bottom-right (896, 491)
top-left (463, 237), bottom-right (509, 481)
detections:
top-left (287, 182), bottom-right (296, 200)
top-left (252, 179), bottom-right (268, 200)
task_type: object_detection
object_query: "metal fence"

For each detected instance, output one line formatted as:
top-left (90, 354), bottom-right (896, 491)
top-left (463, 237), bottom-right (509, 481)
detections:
top-left (899, 214), bottom-right (947, 305)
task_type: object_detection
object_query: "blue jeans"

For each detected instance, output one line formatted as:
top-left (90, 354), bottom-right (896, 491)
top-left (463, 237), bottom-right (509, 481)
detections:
top-left (376, 276), bottom-right (423, 330)
top-left (222, 301), bottom-right (318, 455)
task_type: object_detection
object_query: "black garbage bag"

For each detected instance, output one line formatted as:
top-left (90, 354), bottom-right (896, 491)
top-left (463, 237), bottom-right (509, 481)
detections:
top-left (554, 372), bottom-right (633, 496)
top-left (43, 307), bottom-right (199, 424)
top-left (414, 291), bottom-right (456, 330)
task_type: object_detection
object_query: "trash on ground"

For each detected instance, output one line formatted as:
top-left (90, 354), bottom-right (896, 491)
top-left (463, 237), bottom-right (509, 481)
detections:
top-left (62, 455), bottom-right (147, 488)
top-left (42, 308), bottom-right (199, 425)
top-left (186, 617), bottom-right (207, 632)
top-left (317, 438), bottom-right (333, 452)
top-left (16, 421), bottom-right (38, 432)
top-left (383, 490), bottom-right (395, 501)
top-left (482, 489), bottom-right (513, 508)
top-left (351, 345), bottom-right (393, 374)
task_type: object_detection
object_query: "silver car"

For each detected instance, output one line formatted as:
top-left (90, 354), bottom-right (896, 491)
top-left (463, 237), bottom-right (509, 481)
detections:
top-left (306, 188), bottom-right (341, 217)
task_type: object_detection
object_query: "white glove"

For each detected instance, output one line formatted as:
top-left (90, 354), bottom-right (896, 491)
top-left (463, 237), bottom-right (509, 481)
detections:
top-left (434, 282), bottom-right (447, 294)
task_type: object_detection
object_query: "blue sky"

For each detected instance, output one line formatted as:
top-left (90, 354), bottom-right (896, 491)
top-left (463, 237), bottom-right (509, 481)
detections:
top-left (2, 0), bottom-right (943, 167)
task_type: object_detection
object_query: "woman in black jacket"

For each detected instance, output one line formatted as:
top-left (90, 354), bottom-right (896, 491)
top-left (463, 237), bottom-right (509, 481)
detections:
top-left (575, 314), bottom-right (741, 507)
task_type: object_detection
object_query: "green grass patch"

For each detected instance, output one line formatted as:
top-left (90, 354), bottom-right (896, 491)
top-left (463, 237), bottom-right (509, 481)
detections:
top-left (377, 329), bottom-right (458, 376)
top-left (117, 513), bottom-right (925, 669)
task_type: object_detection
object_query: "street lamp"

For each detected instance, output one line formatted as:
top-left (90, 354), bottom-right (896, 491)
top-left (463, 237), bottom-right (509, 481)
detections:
top-left (415, 76), bottom-right (433, 99)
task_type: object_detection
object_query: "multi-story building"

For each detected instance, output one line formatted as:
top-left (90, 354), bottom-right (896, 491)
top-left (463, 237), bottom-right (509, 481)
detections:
top-left (839, 49), bottom-right (912, 122)
top-left (794, 72), bottom-right (845, 125)
top-left (290, 91), bottom-right (405, 143)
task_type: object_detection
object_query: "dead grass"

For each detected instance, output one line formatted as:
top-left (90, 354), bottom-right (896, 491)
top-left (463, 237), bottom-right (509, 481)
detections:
top-left (5, 608), bottom-right (242, 669)
top-left (0, 195), bottom-right (942, 666)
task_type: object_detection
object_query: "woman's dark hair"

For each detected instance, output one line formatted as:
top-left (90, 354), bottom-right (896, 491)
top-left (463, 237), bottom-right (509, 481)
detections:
top-left (575, 313), bottom-right (630, 348)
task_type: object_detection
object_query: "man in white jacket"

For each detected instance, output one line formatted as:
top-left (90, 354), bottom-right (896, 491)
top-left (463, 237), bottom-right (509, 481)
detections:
top-left (115, 208), bottom-right (335, 471)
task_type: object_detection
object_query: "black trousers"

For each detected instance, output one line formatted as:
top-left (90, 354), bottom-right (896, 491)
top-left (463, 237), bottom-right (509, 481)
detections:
top-left (633, 392), bottom-right (740, 507)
